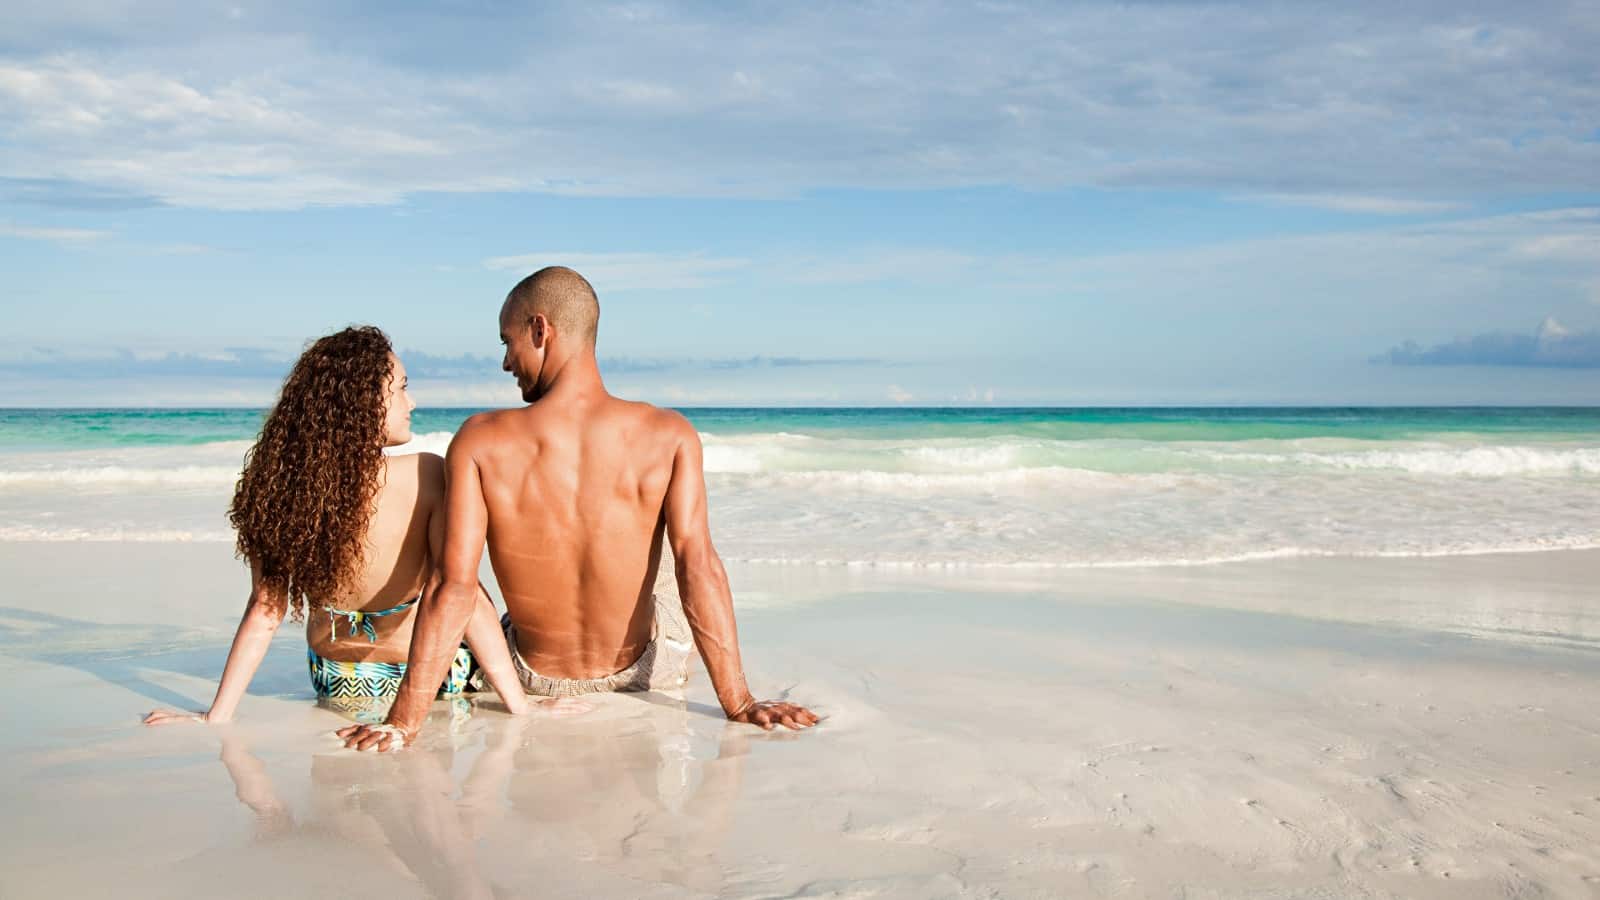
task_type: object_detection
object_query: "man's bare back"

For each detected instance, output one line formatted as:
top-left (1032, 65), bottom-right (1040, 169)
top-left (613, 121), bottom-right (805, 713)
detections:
top-left (343, 266), bottom-right (816, 751)
top-left (461, 394), bottom-right (683, 678)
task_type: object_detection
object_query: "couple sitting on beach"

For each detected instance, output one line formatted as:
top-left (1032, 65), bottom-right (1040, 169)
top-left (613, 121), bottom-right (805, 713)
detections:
top-left (145, 266), bottom-right (817, 749)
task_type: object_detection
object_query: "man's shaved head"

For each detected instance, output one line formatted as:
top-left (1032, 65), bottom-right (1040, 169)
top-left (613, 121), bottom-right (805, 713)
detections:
top-left (503, 266), bottom-right (600, 347)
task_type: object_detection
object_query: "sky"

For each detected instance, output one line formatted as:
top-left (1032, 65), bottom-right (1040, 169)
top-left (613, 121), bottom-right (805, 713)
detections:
top-left (2, 1), bottom-right (1599, 407)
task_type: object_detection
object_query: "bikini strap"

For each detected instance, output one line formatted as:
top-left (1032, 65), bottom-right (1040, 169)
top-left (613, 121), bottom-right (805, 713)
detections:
top-left (321, 594), bottom-right (420, 643)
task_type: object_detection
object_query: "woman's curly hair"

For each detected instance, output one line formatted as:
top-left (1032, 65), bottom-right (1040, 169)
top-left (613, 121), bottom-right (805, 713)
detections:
top-left (229, 326), bottom-right (395, 619)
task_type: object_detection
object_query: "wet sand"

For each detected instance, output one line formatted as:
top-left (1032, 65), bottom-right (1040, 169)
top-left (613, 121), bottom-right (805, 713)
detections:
top-left (2, 543), bottom-right (1599, 898)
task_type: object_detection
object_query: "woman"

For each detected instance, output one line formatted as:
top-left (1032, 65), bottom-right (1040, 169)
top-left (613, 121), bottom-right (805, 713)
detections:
top-left (146, 325), bottom-right (530, 726)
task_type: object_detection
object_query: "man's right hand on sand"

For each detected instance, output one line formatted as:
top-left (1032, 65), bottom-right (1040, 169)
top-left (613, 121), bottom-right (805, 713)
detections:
top-left (337, 721), bottom-right (412, 752)
top-left (728, 699), bottom-right (820, 731)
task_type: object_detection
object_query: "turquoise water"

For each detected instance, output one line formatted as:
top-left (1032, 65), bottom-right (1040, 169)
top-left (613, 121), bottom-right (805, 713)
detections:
top-left (4, 406), bottom-right (1600, 451)
top-left (5, 406), bottom-right (1600, 563)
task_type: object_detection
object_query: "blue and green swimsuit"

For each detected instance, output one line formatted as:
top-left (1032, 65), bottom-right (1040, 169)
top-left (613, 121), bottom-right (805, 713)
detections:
top-left (307, 595), bottom-right (475, 701)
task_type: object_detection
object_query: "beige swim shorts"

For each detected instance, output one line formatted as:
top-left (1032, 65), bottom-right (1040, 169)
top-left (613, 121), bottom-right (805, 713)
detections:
top-left (501, 594), bottom-right (693, 697)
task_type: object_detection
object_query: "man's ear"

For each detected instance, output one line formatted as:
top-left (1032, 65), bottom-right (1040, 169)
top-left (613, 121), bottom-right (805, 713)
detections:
top-left (531, 313), bottom-right (551, 348)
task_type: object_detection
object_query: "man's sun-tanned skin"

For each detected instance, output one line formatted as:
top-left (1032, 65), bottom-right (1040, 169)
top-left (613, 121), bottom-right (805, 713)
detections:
top-left (340, 267), bottom-right (817, 750)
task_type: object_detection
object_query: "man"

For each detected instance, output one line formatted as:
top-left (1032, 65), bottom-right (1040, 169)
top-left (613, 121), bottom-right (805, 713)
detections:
top-left (341, 267), bottom-right (818, 751)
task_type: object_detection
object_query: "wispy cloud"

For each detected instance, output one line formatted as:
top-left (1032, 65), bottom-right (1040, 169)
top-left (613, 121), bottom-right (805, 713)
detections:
top-left (0, 4), bottom-right (1596, 209)
top-left (1512, 233), bottom-right (1600, 262)
top-left (154, 242), bottom-right (220, 255)
top-left (704, 356), bottom-right (884, 370)
top-left (0, 346), bottom-right (289, 378)
top-left (651, 383), bottom-right (849, 406)
top-left (0, 176), bottom-right (162, 210)
top-left (403, 349), bottom-right (885, 379)
top-left (0, 221), bottom-right (109, 242)
top-left (1257, 194), bottom-right (1465, 215)
top-left (735, 205), bottom-right (1600, 301)
top-left (481, 252), bottom-right (749, 291)
top-left (1373, 318), bottom-right (1600, 369)
top-left (0, 345), bottom-right (891, 384)
top-left (780, 250), bottom-right (981, 285)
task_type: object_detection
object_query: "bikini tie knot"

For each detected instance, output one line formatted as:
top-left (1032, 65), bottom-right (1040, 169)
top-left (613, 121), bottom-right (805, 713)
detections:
top-left (321, 596), bottom-right (419, 644)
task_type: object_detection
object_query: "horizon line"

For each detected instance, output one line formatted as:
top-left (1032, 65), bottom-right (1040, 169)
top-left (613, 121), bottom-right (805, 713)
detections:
top-left (6, 403), bottom-right (1600, 412)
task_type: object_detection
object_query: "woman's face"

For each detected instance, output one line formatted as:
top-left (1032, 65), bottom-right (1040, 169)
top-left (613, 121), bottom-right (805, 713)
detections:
top-left (382, 353), bottom-right (416, 446)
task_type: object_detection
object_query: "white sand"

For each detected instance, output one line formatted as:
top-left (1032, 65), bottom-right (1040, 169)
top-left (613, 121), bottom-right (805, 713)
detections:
top-left (2, 543), bottom-right (1599, 898)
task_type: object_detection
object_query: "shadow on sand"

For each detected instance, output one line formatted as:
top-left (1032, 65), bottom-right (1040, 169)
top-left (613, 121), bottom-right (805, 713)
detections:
top-left (0, 606), bottom-right (311, 712)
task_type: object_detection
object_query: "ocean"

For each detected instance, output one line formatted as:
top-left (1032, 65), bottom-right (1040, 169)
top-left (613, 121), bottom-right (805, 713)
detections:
top-left (3, 407), bottom-right (1599, 567)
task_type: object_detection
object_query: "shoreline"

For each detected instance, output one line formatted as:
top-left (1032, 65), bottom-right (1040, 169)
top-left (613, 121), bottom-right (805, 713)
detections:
top-left (7, 541), bottom-right (1600, 642)
top-left (3, 543), bottom-right (1599, 896)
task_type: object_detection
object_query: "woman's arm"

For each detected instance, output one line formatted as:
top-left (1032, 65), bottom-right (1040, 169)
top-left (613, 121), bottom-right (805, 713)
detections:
top-left (145, 559), bottom-right (286, 725)
top-left (463, 582), bottom-right (530, 715)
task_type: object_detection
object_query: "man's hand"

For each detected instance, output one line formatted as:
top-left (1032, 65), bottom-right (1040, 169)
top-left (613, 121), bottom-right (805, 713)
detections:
top-left (728, 699), bottom-right (819, 731)
top-left (144, 709), bottom-right (210, 726)
top-left (336, 722), bottom-right (414, 752)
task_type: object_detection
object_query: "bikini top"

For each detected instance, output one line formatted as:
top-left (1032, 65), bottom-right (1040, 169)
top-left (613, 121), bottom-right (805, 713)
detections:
top-left (321, 592), bottom-right (421, 643)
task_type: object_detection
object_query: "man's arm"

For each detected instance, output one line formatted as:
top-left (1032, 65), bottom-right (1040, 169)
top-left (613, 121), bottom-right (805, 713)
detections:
top-left (664, 419), bottom-right (818, 731)
top-left (341, 434), bottom-right (492, 751)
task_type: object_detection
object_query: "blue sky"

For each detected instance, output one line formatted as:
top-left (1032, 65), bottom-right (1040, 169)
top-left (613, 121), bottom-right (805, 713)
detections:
top-left (2, 1), bottom-right (1599, 406)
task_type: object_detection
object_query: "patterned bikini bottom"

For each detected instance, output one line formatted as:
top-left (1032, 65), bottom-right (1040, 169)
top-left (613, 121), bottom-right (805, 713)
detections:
top-left (306, 646), bottom-right (477, 721)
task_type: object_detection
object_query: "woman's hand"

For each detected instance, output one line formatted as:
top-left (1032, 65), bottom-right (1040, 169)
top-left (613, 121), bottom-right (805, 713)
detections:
top-left (532, 696), bottom-right (593, 716)
top-left (143, 709), bottom-right (212, 726)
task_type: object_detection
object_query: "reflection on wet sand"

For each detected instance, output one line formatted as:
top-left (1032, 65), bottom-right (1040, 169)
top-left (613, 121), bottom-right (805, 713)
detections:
top-left (213, 695), bottom-right (748, 897)
top-left (483, 699), bottom-right (749, 894)
top-left (220, 724), bottom-right (493, 899)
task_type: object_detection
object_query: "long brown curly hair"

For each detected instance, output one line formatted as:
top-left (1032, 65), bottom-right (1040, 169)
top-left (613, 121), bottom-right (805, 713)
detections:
top-left (230, 326), bottom-right (395, 619)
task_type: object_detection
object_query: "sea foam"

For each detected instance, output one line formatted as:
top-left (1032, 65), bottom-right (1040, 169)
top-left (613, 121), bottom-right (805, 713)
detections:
top-left (7, 427), bottom-right (1600, 568)
top-left (0, 465), bottom-right (240, 487)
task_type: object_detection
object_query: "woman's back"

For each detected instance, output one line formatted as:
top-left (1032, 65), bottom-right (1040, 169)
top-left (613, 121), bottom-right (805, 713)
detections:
top-left (306, 453), bottom-right (445, 664)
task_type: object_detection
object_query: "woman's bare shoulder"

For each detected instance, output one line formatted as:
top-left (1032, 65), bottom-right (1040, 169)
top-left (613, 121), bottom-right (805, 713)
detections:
top-left (380, 452), bottom-right (446, 492)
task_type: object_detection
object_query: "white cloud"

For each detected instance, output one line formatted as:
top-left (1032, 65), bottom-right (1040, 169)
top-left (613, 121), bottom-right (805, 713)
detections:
top-left (1257, 194), bottom-right (1465, 215)
top-left (408, 380), bottom-right (519, 408)
top-left (481, 252), bottom-right (749, 291)
top-left (706, 205), bottom-right (1600, 379)
top-left (0, 56), bottom-right (514, 210)
top-left (782, 250), bottom-right (980, 286)
top-left (0, 4), bottom-right (1596, 209)
top-left (1513, 233), bottom-right (1600, 262)
top-left (887, 384), bottom-right (914, 403)
top-left (1375, 316), bottom-right (1600, 368)
top-left (950, 386), bottom-right (998, 404)
top-left (0, 221), bottom-right (108, 242)
top-left (739, 206), bottom-right (1600, 306)
top-left (1539, 316), bottom-right (1572, 341)
top-left (639, 382), bottom-right (846, 406)
top-left (0, 376), bottom-right (279, 407)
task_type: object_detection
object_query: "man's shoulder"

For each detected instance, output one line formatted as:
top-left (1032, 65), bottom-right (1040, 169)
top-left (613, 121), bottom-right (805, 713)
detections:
top-left (452, 408), bottom-right (523, 447)
top-left (617, 399), bottom-right (696, 443)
